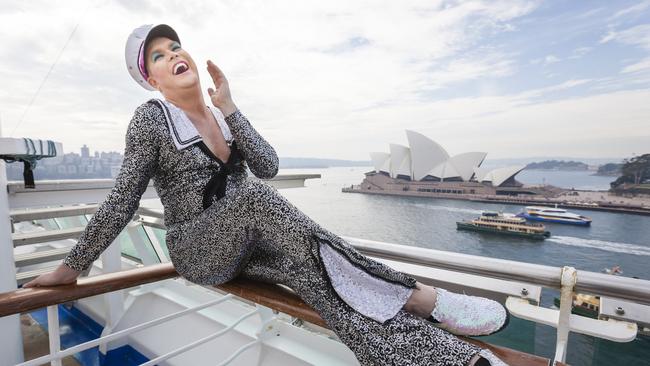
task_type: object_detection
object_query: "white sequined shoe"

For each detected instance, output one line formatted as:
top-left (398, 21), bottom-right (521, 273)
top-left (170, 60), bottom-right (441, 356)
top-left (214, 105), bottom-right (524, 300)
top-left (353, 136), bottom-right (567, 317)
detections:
top-left (429, 288), bottom-right (509, 337)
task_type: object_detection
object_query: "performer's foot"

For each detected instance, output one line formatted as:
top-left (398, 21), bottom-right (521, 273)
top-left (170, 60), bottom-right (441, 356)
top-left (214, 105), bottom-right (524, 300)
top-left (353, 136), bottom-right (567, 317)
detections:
top-left (428, 288), bottom-right (509, 337)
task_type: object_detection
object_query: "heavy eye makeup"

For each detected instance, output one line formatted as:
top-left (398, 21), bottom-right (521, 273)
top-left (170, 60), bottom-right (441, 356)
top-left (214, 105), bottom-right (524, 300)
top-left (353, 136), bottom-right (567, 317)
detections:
top-left (150, 42), bottom-right (182, 63)
top-left (151, 51), bottom-right (163, 62)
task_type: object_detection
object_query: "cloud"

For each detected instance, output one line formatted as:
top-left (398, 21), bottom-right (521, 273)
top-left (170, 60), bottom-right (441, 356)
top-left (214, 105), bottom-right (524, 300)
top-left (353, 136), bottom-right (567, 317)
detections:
top-left (349, 87), bottom-right (650, 159)
top-left (0, 0), bottom-right (646, 161)
top-left (1, 1), bottom-right (538, 145)
top-left (622, 57), bottom-right (650, 73)
top-left (420, 53), bottom-right (516, 92)
top-left (544, 54), bottom-right (561, 64)
top-left (609, 0), bottom-right (650, 20)
top-left (600, 24), bottom-right (650, 49)
top-left (568, 47), bottom-right (591, 59)
top-left (518, 79), bottom-right (592, 99)
top-left (531, 54), bottom-right (562, 65)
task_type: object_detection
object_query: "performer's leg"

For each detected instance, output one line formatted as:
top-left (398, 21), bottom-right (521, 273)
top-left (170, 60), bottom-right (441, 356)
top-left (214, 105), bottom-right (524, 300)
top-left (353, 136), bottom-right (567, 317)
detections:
top-left (170, 178), bottom-right (506, 338)
top-left (240, 240), bottom-right (508, 365)
top-left (240, 239), bottom-right (491, 366)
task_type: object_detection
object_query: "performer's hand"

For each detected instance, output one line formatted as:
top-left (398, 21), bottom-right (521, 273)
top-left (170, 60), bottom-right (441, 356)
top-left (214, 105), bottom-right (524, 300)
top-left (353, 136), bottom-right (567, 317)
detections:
top-left (23, 263), bottom-right (80, 288)
top-left (207, 60), bottom-right (237, 117)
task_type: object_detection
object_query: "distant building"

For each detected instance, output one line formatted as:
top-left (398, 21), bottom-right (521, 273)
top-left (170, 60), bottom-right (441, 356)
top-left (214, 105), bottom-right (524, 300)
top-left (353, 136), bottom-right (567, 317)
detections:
top-left (4, 144), bottom-right (124, 181)
top-left (81, 144), bottom-right (90, 158)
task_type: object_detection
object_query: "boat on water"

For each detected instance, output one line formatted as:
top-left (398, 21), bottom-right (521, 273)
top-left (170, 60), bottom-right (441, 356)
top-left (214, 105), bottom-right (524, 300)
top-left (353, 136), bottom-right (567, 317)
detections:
top-left (604, 265), bottom-right (623, 275)
top-left (456, 212), bottom-right (551, 240)
top-left (517, 206), bottom-right (592, 226)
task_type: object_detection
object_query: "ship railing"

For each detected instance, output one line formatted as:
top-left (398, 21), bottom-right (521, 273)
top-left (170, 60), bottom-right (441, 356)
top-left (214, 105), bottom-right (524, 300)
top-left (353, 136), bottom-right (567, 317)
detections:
top-left (3, 181), bottom-right (650, 365)
top-left (0, 264), bottom-right (271, 366)
top-left (2, 175), bottom-right (323, 366)
top-left (6, 192), bottom-right (556, 366)
top-left (101, 209), bottom-right (650, 364)
top-left (0, 263), bottom-right (561, 366)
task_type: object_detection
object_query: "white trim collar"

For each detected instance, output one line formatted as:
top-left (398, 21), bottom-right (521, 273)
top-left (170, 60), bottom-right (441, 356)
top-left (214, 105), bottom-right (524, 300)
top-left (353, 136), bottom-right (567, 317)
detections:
top-left (150, 99), bottom-right (233, 150)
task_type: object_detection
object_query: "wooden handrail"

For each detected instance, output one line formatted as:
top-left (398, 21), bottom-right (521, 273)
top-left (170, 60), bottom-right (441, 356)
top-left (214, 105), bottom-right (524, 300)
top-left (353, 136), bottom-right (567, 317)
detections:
top-left (216, 278), bottom-right (561, 366)
top-left (215, 278), bottom-right (328, 328)
top-left (0, 263), bottom-right (178, 317)
top-left (0, 264), bottom-right (563, 366)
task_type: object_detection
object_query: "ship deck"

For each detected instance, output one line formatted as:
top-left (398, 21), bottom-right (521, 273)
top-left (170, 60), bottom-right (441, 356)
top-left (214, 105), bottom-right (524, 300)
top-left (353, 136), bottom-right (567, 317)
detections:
top-left (21, 314), bottom-right (80, 366)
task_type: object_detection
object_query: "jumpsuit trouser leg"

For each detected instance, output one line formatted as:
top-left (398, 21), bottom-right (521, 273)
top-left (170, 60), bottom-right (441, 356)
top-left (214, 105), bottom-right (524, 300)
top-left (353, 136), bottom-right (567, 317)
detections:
top-left (168, 178), bottom-right (483, 366)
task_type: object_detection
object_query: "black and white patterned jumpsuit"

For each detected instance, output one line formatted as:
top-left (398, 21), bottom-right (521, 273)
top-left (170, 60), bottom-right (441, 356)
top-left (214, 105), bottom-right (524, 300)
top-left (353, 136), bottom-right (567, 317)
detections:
top-left (63, 99), bottom-right (484, 365)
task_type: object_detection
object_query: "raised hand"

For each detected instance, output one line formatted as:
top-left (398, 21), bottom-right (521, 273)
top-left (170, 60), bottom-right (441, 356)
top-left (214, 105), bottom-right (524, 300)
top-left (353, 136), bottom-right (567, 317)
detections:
top-left (23, 263), bottom-right (81, 288)
top-left (206, 60), bottom-right (237, 117)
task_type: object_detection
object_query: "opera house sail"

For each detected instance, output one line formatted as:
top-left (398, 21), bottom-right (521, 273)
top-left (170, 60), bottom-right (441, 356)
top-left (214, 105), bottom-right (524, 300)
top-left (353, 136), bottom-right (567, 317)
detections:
top-left (360, 130), bottom-right (544, 198)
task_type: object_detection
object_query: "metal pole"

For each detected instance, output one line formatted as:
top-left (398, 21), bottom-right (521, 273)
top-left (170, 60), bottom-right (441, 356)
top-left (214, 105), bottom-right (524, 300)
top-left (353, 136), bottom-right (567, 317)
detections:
top-left (345, 236), bottom-right (650, 305)
top-left (554, 266), bottom-right (577, 364)
top-left (47, 305), bottom-right (62, 366)
top-left (0, 129), bottom-right (25, 364)
top-left (98, 238), bottom-right (125, 355)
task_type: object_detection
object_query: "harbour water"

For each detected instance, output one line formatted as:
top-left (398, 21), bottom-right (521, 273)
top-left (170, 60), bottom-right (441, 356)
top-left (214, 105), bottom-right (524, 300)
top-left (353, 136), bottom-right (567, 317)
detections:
top-left (515, 170), bottom-right (615, 191)
top-left (277, 166), bottom-right (650, 366)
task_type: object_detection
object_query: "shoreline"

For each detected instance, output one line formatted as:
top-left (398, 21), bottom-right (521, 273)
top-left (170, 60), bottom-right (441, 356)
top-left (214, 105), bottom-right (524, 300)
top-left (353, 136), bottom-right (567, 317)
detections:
top-left (342, 187), bottom-right (650, 216)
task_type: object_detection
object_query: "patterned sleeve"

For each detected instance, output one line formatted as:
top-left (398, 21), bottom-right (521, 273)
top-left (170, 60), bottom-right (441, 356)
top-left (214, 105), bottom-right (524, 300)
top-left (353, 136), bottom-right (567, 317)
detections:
top-left (63, 103), bottom-right (161, 272)
top-left (224, 110), bottom-right (279, 179)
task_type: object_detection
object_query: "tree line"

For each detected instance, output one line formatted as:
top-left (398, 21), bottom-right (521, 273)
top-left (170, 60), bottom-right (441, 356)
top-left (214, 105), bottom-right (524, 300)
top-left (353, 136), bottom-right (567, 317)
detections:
top-left (611, 153), bottom-right (650, 189)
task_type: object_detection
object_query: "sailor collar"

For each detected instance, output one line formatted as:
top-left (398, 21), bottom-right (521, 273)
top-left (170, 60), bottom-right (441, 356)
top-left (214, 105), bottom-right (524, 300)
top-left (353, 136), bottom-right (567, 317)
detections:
top-left (150, 98), bottom-right (233, 150)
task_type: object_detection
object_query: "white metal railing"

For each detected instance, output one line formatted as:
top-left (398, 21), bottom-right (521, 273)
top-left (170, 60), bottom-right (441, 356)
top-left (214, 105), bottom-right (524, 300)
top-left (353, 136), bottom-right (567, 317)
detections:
top-left (343, 236), bottom-right (650, 305)
top-left (140, 308), bottom-right (261, 366)
top-left (340, 236), bottom-right (648, 364)
top-left (4, 174), bottom-right (323, 366)
top-left (132, 205), bottom-right (650, 305)
top-left (19, 294), bottom-right (276, 366)
top-left (14, 207), bottom-right (649, 365)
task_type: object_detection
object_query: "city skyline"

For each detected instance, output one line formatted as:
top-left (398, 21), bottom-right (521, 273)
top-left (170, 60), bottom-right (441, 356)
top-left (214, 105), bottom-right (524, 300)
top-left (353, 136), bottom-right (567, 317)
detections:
top-left (1, 1), bottom-right (649, 160)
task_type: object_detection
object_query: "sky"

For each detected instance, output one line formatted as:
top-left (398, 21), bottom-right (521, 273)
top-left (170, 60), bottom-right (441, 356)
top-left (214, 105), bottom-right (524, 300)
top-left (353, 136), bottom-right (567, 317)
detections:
top-left (1, 0), bottom-right (649, 161)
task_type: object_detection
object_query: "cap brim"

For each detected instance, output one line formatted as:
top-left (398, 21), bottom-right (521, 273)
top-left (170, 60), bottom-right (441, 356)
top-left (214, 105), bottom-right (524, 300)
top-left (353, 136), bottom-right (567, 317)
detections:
top-left (144, 24), bottom-right (181, 54)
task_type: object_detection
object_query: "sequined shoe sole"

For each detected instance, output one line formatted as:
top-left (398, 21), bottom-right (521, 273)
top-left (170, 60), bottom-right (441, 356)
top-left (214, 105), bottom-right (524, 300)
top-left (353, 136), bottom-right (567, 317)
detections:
top-left (429, 288), bottom-right (510, 337)
top-left (427, 311), bottom-right (510, 337)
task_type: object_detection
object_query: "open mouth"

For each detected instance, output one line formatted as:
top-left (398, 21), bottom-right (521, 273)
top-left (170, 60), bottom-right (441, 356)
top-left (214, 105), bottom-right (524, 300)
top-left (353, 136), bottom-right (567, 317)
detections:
top-left (173, 61), bottom-right (189, 75)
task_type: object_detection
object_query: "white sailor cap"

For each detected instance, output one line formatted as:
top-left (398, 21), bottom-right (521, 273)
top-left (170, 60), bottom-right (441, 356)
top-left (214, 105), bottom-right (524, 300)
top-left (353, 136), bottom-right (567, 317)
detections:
top-left (125, 24), bottom-right (180, 91)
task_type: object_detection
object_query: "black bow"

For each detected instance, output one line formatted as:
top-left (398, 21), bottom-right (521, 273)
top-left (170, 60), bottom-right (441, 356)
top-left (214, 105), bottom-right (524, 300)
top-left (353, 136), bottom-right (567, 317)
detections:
top-left (199, 140), bottom-right (244, 209)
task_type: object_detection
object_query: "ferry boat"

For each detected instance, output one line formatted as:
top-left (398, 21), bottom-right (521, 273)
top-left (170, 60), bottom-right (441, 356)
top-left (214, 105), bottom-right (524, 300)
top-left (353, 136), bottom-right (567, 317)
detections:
top-left (457, 212), bottom-right (551, 240)
top-left (517, 206), bottom-right (592, 226)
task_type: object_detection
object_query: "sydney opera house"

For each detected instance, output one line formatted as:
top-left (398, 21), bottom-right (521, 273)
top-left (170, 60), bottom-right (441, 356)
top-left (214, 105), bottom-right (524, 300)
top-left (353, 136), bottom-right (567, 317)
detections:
top-left (350, 130), bottom-right (546, 197)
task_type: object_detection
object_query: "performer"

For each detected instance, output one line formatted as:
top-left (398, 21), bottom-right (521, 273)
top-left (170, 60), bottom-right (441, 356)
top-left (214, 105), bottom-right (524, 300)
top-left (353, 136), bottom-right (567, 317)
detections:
top-left (25, 24), bottom-right (509, 366)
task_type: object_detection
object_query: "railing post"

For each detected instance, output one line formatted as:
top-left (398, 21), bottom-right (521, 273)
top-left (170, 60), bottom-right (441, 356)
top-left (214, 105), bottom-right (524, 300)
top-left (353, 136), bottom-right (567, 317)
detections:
top-left (554, 266), bottom-right (577, 364)
top-left (98, 238), bottom-right (125, 355)
top-left (47, 305), bottom-right (62, 366)
top-left (254, 306), bottom-right (278, 366)
top-left (256, 305), bottom-right (277, 339)
top-left (0, 157), bottom-right (25, 364)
